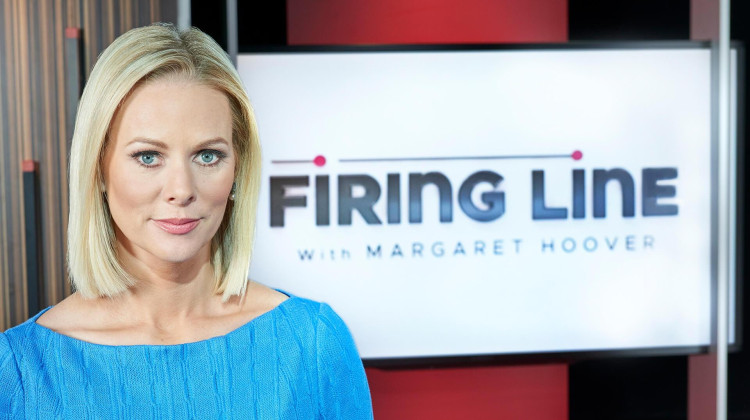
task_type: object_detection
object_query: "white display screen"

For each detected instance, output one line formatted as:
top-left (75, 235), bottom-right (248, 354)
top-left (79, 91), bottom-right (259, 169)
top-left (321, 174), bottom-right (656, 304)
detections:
top-left (238, 47), bottom-right (739, 360)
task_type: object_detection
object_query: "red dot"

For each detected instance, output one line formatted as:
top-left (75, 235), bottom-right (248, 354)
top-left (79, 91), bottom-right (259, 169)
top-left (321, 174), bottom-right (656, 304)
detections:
top-left (313, 155), bottom-right (326, 167)
top-left (572, 150), bottom-right (583, 161)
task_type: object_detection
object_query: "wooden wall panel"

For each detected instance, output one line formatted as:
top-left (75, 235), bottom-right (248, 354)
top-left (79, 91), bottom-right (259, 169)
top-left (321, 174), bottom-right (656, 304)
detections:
top-left (0, 0), bottom-right (27, 331)
top-left (0, 0), bottom-right (168, 330)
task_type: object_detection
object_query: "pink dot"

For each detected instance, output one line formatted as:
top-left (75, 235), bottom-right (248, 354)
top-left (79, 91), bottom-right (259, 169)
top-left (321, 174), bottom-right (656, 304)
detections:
top-left (313, 155), bottom-right (326, 167)
top-left (572, 150), bottom-right (583, 161)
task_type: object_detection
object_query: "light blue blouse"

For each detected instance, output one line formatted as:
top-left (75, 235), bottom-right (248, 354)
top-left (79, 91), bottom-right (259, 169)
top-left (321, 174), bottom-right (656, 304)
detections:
top-left (0, 294), bottom-right (373, 419)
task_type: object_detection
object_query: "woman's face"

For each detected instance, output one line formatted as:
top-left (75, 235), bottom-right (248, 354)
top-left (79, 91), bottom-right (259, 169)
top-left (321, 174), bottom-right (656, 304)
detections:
top-left (102, 78), bottom-right (236, 266)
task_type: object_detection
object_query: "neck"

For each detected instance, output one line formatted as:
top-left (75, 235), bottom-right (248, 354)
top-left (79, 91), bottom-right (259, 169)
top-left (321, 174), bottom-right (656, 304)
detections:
top-left (112, 241), bottom-right (227, 328)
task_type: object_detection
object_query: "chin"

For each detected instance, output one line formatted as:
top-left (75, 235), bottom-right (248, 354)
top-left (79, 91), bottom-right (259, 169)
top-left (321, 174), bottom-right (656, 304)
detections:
top-left (154, 244), bottom-right (210, 264)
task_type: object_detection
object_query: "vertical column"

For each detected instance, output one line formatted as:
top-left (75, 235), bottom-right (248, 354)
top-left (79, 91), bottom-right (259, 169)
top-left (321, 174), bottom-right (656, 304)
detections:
top-left (688, 0), bottom-right (731, 419)
top-left (22, 160), bottom-right (42, 317)
top-left (64, 27), bottom-right (83, 144)
top-left (715, 0), bottom-right (732, 418)
top-left (226, 0), bottom-right (237, 65)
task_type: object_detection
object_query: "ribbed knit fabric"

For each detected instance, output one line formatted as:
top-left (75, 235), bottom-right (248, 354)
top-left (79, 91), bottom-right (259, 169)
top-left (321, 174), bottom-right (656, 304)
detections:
top-left (0, 294), bottom-right (373, 419)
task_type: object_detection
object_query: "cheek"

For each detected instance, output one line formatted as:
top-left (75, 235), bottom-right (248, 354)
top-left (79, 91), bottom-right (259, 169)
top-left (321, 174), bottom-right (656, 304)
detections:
top-left (107, 172), bottom-right (159, 221)
top-left (198, 171), bottom-right (235, 205)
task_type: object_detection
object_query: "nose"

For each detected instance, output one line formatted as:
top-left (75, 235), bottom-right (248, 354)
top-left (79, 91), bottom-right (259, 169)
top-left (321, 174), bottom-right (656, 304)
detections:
top-left (163, 161), bottom-right (196, 205)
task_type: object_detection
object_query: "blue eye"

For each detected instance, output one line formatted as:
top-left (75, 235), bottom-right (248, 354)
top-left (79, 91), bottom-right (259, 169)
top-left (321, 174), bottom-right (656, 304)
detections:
top-left (196, 149), bottom-right (226, 166)
top-left (200, 151), bottom-right (217, 164)
top-left (140, 153), bottom-right (156, 165)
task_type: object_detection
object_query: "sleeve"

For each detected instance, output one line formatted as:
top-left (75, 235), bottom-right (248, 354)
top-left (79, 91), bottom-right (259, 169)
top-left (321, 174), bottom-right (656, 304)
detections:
top-left (315, 303), bottom-right (374, 420)
top-left (0, 332), bottom-right (24, 420)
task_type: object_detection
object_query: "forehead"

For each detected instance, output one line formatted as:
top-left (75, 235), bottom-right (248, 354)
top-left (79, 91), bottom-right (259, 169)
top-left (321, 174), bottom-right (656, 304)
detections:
top-left (109, 77), bottom-right (232, 146)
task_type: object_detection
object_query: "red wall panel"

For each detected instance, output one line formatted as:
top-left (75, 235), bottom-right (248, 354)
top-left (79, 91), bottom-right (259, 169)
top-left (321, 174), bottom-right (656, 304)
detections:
top-left (287, 0), bottom-right (568, 45)
top-left (366, 364), bottom-right (568, 419)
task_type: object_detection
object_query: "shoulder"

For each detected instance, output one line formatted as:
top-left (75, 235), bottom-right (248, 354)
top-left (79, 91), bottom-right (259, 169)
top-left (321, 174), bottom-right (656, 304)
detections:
top-left (241, 281), bottom-right (290, 315)
top-left (259, 289), bottom-right (355, 348)
top-left (268, 290), bottom-right (346, 334)
top-left (312, 302), bottom-right (361, 361)
top-left (0, 331), bottom-right (25, 416)
top-left (0, 331), bottom-right (17, 365)
top-left (34, 292), bottom-right (135, 345)
top-left (34, 292), bottom-right (99, 335)
top-left (305, 301), bottom-right (373, 418)
top-left (275, 294), bottom-right (363, 371)
top-left (0, 331), bottom-right (20, 377)
top-left (3, 305), bottom-right (52, 348)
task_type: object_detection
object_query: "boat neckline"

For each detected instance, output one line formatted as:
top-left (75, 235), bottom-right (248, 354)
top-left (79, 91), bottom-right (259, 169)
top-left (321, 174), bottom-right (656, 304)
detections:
top-left (29, 292), bottom-right (296, 349)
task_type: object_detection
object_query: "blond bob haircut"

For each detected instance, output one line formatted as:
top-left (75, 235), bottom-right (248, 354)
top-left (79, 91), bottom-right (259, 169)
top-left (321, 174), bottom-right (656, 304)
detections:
top-left (68, 23), bottom-right (261, 301)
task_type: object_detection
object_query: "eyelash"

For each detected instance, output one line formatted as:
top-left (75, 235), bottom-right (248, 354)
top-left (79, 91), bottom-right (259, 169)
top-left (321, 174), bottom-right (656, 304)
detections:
top-left (129, 149), bottom-right (228, 168)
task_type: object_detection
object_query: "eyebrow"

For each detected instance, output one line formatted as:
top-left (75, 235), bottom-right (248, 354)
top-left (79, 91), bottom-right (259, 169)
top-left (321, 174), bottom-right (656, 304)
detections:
top-left (127, 137), bottom-right (231, 149)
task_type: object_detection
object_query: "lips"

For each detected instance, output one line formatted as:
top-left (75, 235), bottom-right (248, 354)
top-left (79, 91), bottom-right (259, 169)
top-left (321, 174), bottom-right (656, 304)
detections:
top-left (152, 218), bottom-right (200, 235)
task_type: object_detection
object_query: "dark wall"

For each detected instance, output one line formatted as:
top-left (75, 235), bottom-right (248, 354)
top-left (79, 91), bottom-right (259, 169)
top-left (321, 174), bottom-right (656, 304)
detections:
top-left (569, 0), bottom-right (689, 41)
top-left (728, 1), bottom-right (749, 418)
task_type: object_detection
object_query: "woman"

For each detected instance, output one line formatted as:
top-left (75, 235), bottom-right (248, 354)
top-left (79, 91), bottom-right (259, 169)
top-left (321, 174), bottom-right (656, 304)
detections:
top-left (0, 23), bottom-right (373, 419)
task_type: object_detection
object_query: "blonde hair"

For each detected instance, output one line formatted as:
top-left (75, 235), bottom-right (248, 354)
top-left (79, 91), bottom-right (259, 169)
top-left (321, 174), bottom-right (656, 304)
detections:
top-left (68, 23), bottom-right (261, 301)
